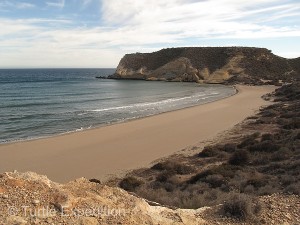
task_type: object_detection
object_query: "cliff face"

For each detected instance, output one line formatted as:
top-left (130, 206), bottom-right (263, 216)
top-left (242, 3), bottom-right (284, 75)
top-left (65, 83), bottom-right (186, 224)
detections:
top-left (109, 47), bottom-right (299, 84)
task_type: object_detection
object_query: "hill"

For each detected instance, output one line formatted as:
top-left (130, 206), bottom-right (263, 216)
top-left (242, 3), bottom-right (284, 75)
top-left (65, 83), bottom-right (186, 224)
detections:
top-left (108, 47), bottom-right (300, 84)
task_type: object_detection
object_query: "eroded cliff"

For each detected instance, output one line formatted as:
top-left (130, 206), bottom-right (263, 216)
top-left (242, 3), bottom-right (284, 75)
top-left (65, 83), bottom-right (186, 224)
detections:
top-left (109, 47), bottom-right (300, 84)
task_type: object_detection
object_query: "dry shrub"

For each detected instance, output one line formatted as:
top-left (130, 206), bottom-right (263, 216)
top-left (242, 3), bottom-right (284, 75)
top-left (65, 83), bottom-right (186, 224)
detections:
top-left (285, 182), bottom-right (300, 195)
top-left (189, 164), bottom-right (241, 184)
top-left (222, 193), bottom-right (262, 221)
top-left (89, 178), bottom-right (101, 184)
top-left (260, 109), bottom-right (277, 117)
top-left (243, 185), bottom-right (255, 194)
top-left (246, 172), bottom-right (269, 188)
top-left (119, 176), bottom-right (143, 192)
top-left (261, 133), bottom-right (273, 141)
top-left (251, 152), bottom-right (270, 165)
top-left (248, 140), bottom-right (280, 153)
top-left (271, 147), bottom-right (292, 161)
top-left (198, 146), bottom-right (219, 157)
top-left (280, 175), bottom-right (296, 186)
top-left (296, 131), bottom-right (300, 139)
top-left (257, 184), bottom-right (280, 195)
top-left (137, 185), bottom-right (229, 209)
top-left (205, 174), bottom-right (227, 188)
top-left (151, 161), bottom-right (194, 175)
top-left (155, 171), bottom-right (175, 182)
top-left (221, 143), bottom-right (237, 153)
top-left (282, 118), bottom-right (300, 129)
top-left (229, 150), bottom-right (250, 166)
top-left (238, 133), bottom-right (260, 148)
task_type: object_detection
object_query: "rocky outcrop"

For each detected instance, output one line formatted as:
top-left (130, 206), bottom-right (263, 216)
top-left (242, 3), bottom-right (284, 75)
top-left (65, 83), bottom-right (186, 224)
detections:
top-left (0, 171), bottom-right (206, 225)
top-left (0, 171), bottom-right (299, 224)
top-left (109, 47), bottom-right (300, 84)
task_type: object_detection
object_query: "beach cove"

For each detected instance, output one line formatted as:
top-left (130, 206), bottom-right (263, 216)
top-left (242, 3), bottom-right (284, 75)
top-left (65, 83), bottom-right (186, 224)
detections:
top-left (0, 85), bottom-right (276, 182)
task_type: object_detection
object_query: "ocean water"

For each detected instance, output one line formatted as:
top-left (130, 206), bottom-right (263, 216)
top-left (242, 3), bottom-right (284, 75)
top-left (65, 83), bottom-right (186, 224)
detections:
top-left (0, 69), bottom-right (236, 144)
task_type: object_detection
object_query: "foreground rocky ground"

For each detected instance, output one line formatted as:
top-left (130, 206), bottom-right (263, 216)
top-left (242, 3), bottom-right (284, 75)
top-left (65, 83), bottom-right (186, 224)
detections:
top-left (0, 171), bottom-right (207, 224)
top-left (0, 171), bottom-right (299, 225)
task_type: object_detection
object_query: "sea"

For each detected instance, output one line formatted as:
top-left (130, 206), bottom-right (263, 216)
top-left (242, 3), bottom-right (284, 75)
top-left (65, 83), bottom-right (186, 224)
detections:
top-left (0, 69), bottom-right (236, 144)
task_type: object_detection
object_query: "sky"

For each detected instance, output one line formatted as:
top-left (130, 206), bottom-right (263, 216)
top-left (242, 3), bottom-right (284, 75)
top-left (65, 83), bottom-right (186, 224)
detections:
top-left (0, 0), bottom-right (299, 68)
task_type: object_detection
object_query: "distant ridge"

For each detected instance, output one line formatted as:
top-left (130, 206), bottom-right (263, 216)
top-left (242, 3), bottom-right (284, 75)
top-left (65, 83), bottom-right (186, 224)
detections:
top-left (109, 47), bottom-right (300, 84)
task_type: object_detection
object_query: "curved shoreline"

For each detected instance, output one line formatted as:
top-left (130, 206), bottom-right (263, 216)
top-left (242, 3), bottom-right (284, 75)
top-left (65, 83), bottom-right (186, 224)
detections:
top-left (0, 84), bottom-right (236, 146)
top-left (0, 85), bottom-right (276, 182)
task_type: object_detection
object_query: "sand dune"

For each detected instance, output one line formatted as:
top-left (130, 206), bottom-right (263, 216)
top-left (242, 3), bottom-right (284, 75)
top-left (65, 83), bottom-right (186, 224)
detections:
top-left (0, 85), bottom-right (276, 183)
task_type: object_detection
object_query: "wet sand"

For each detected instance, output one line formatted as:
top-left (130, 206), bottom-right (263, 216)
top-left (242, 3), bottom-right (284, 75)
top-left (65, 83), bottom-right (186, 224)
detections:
top-left (0, 85), bottom-right (276, 183)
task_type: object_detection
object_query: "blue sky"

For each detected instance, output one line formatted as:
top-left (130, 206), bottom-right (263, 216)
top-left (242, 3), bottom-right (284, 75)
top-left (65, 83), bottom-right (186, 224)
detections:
top-left (0, 0), bottom-right (299, 68)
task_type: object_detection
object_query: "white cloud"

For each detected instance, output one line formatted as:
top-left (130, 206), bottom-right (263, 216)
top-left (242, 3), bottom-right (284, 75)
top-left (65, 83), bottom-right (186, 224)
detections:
top-left (0, 0), bottom-right (299, 67)
top-left (46, 0), bottom-right (65, 9)
top-left (100, 0), bottom-right (300, 40)
top-left (81, 0), bottom-right (93, 6)
top-left (90, 0), bottom-right (300, 52)
top-left (0, 18), bottom-right (124, 67)
top-left (277, 51), bottom-right (300, 59)
top-left (0, 1), bottom-right (35, 10)
top-left (16, 2), bottom-right (35, 9)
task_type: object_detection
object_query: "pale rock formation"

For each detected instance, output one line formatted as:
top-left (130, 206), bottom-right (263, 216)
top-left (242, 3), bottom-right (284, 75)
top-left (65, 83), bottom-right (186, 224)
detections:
top-left (0, 172), bottom-right (206, 225)
top-left (1, 171), bottom-right (299, 224)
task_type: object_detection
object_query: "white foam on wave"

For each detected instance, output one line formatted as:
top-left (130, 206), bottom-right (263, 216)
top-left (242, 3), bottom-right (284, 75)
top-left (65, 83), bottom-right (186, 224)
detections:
top-left (78, 112), bottom-right (88, 116)
top-left (88, 92), bottom-right (219, 113)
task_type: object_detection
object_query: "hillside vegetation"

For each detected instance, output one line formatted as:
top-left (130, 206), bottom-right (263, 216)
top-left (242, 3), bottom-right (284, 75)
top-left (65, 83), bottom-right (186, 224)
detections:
top-left (116, 82), bottom-right (300, 223)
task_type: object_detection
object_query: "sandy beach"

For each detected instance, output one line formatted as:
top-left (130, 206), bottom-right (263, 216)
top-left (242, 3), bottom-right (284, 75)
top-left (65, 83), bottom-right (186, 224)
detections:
top-left (0, 85), bottom-right (276, 183)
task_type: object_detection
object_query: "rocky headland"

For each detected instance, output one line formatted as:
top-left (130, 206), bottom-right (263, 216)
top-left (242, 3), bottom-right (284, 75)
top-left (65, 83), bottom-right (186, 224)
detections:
top-left (108, 47), bottom-right (300, 84)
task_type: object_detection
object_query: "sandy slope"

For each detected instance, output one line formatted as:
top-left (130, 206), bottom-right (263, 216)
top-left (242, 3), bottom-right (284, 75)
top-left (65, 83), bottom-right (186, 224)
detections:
top-left (0, 85), bottom-right (276, 182)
